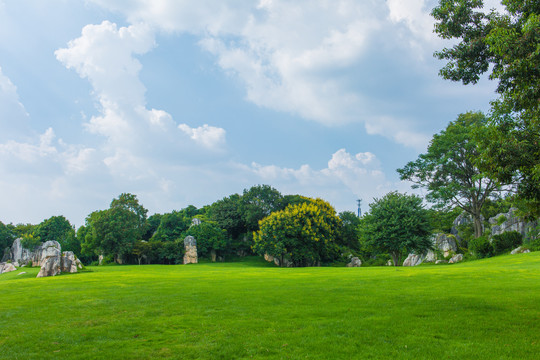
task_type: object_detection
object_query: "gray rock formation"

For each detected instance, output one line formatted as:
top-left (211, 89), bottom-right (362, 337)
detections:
top-left (489, 208), bottom-right (537, 237)
top-left (32, 241), bottom-right (61, 267)
top-left (61, 251), bottom-right (83, 273)
top-left (37, 255), bottom-right (62, 278)
top-left (433, 233), bottom-right (458, 257)
top-left (510, 246), bottom-right (531, 255)
top-left (183, 236), bottom-right (198, 264)
top-left (403, 254), bottom-right (423, 267)
top-left (347, 257), bottom-right (362, 267)
top-left (0, 262), bottom-right (17, 274)
top-left (435, 260), bottom-right (448, 264)
top-left (449, 253), bottom-right (463, 264)
top-left (424, 250), bottom-right (437, 262)
top-left (451, 212), bottom-right (484, 243)
top-left (4, 238), bottom-right (33, 265)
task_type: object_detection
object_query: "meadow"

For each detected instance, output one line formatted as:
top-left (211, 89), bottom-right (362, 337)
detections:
top-left (1, 253), bottom-right (539, 359)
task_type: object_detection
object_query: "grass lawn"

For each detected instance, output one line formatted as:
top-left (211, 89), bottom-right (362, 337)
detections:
top-left (1, 253), bottom-right (539, 359)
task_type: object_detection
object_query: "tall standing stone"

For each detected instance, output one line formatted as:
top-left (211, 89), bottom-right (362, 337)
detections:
top-left (183, 236), bottom-right (198, 264)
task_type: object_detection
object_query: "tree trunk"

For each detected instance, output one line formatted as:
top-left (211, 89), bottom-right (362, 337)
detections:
top-left (391, 252), bottom-right (400, 266)
top-left (473, 215), bottom-right (483, 238)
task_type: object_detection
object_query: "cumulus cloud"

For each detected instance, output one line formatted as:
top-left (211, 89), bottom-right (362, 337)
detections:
top-left (86, 0), bottom-right (447, 148)
top-left (178, 124), bottom-right (226, 150)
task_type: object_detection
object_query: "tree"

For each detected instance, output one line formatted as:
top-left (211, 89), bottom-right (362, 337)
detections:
top-left (253, 198), bottom-right (341, 267)
top-left (398, 112), bottom-right (500, 238)
top-left (185, 221), bottom-right (228, 260)
top-left (240, 185), bottom-right (284, 233)
top-left (110, 193), bottom-right (148, 237)
top-left (0, 221), bottom-right (15, 251)
top-left (337, 211), bottom-right (361, 251)
top-left (207, 194), bottom-right (245, 240)
top-left (151, 207), bottom-right (198, 243)
top-left (35, 215), bottom-right (76, 251)
top-left (432, 0), bottom-right (540, 212)
top-left (361, 192), bottom-right (432, 266)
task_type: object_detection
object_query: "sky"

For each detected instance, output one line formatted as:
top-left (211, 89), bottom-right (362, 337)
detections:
top-left (0, 0), bottom-right (502, 227)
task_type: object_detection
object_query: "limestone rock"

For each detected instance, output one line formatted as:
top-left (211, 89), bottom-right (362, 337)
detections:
top-left (5, 238), bottom-right (34, 265)
top-left (386, 260), bottom-right (393, 266)
top-left (32, 241), bottom-right (61, 267)
top-left (451, 212), bottom-right (484, 243)
top-left (0, 262), bottom-right (17, 274)
top-left (510, 246), bottom-right (531, 255)
top-left (17, 272), bottom-right (26, 275)
top-left (183, 236), bottom-right (198, 264)
top-left (403, 254), bottom-right (423, 267)
top-left (449, 254), bottom-right (463, 264)
top-left (424, 250), bottom-right (437, 263)
top-left (347, 257), bottom-right (362, 267)
top-left (37, 255), bottom-right (61, 278)
top-left (489, 208), bottom-right (537, 237)
top-left (435, 260), bottom-right (448, 264)
top-left (433, 233), bottom-right (458, 257)
top-left (264, 253), bottom-right (274, 263)
top-left (61, 251), bottom-right (82, 273)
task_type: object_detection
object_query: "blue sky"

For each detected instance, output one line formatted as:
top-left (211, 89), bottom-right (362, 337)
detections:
top-left (0, 0), bottom-right (501, 226)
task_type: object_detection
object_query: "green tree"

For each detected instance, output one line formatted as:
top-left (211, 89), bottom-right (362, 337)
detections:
top-left (132, 240), bottom-right (152, 265)
top-left (398, 112), bottom-right (500, 238)
top-left (151, 207), bottom-right (198, 243)
top-left (253, 198), bottom-right (342, 267)
top-left (207, 194), bottom-right (246, 240)
top-left (337, 211), bottom-right (361, 251)
top-left (110, 193), bottom-right (148, 238)
top-left (35, 215), bottom-right (76, 250)
top-left (432, 0), bottom-right (540, 212)
top-left (361, 192), bottom-right (432, 266)
top-left (0, 221), bottom-right (15, 252)
top-left (185, 221), bottom-right (228, 260)
top-left (240, 185), bottom-right (284, 233)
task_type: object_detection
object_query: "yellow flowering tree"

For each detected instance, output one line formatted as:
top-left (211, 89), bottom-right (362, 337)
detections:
top-left (253, 198), bottom-right (342, 267)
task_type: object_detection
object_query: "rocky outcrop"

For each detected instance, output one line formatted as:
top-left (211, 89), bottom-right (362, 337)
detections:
top-left (403, 254), bottom-right (423, 267)
top-left (435, 260), bottom-right (448, 264)
top-left (61, 251), bottom-right (84, 273)
top-left (183, 236), bottom-right (198, 264)
top-left (451, 212), bottom-right (484, 243)
top-left (0, 262), bottom-right (17, 274)
top-left (510, 246), bottom-right (531, 255)
top-left (3, 238), bottom-right (33, 265)
top-left (32, 241), bottom-right (61, 267)
top-left (489, 208), bottom-right (537, 237)
top-left (37, 255), bottom-right (62, 278)
top-left (433, 233), bottom-right (458, 257)
top-left (347, 257), bottom-right (362, 267)
top-left (449, 254), bottom-right (463, 264)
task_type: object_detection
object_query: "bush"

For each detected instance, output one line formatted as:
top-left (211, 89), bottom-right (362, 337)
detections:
top-left (469, 235), bottom-right (493, 258)
top-left (492, 231), bottom-right (522, 254)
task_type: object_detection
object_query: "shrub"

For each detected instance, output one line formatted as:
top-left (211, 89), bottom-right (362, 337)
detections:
top-left (492, 231), bottom-right (523, 254)
top-left (468, 235), bottom-right (493, 258)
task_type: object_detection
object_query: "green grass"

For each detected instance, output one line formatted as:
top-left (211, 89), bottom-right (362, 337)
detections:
top-left (1, 253), bottom-right (539, 359)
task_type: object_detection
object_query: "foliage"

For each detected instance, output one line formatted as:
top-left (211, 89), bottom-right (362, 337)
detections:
top-left (110, 193), bottom-right (148, 238)
top-left (253, 198), bottom-right (342, 267)
top-left (398, 112), bottom-right (500, 238)
top-left (426, 206), bottom-right (462, 234)
top-left (468, 235), bottom-right (494, 258)
top-left (0, 221), bottom-right (15, 251)
top-left (35, 215), bottom-right (76, 251)
top-left (361, 192), bottom-right (432, 266)
top-left (492, 231), bottom-right (523, 254)
top-left (185, 221), bottom-right (228, 260)
top-left (142, 213), bottom-right (162, 241)
top-left (207, 194), bottom-right (246, 240)
top-left (151, 208), bottom-right (197, 243)
top-left (19, 233), bottom-right (41, 250)
top-left (240, 185), bottom-right (284, 233)
top-left (132, 240), bottom-right (152, 265)
top-left (337, 211), bottom-right (361, 250)
top-left (432, 0), bottom-right (540, 212)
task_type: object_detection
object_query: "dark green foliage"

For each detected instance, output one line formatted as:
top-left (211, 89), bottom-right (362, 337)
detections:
top-left (469, 235), bottom-right (494, 258)
top-left (240, 185), bottom-right (284, 233)
top-left (207, 194), bottom-right (245, 240)
top-left (0, 221), bottom-right (15, 251)
top-left (110, 193), bottom-right (148, 238)
top-left (151, 209), bottom-right (194, 243)
top-left (492, 231), bottom-right (523, 254)
top-left (398, 112), bottom-right (499, 238)
top-left (361, 192), bottom-right (432, 266)
top-left (142, 213), bottom-right (162, 241)
top-left (426, 207), bottom-right (462, 233)
top-left (337, 211), bottom-right (361, 250)
top-left (432, 0), bottom-right (540, 211)
top-left (36, 215), bottom-right (76, 251)
top-left (186, 222), bottom-right (228, 260)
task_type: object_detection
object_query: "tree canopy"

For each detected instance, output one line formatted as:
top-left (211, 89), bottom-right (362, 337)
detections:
top-left (361, 192), bottom-right (432, 266)
top-left (432, 0), bottom-right (540, 213)
top-left (398, 112), bottom-right (500, 237)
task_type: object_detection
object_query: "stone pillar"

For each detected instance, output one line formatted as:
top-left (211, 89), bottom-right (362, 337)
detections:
top-left (183, 236), bottom-right (198, 264)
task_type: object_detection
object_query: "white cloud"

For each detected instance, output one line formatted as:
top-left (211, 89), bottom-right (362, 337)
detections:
top-left (178, 124), bottom-right (226, 150)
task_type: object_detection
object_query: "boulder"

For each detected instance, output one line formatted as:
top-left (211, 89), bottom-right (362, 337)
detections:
top-left (61, 251), bottom-right (82, 273)
top-left (183, 236), bottom-right (198, 264)
top-left (424, 250), bottom-right (437, 263)
top-left (489, 208), bottom-right (537, 237)
top-left (0, 262), bottom-right (17, 274)
top-left (510, 246), bottom-right (531, 255)
top-left (17, 272), bottom-right (26, 275)
top-left (37, 256), bottom-right (62, 278)
top-left (32, 241), bottom-right (61, 267)
top-left (449, 254), bottom-right (463, 264)
top-left (264, 253), bottom-right (274, 263)
top-left (451, 212), bottom-right (484, 243)
top-left (433, 233), bottom-right (458, 257)
top-left (346, 257), bottom-right (362, 267)
top-left (386, 260), bottom-right (393, 266)
top-left (5, 238), bottom-right (34, 265)
top-left (402, 254), bottom-right (423, 267)
top-left (435, 260), bottom-right (448, 265)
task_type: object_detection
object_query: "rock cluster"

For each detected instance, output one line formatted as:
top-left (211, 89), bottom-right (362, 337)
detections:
top-left (2, 238), bottom-right (83, 278)
top-left (449, 254), bottom-right (463, 264)
top-left (0, 262), bottom-right (17, 274)
top-left (489, 208), bottom-right (537, 237)
top-left (402, 254), bottom-right (423, 267)
top-left (510, 246), bottom-right (531, 255)
top-left (347, 257), bottom-right (362, 267)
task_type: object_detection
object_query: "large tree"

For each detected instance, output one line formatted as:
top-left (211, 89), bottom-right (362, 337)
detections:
top-left (432, 0), bottom-right (540, 213)
top-left (253, 198), bottom-right (341, 267)
top-left (35, 215), bottom-right (77, 252)
top-left (398, 112), bottom-right (499, 237)
top-left (361, 192), bottom-right (432, 266)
